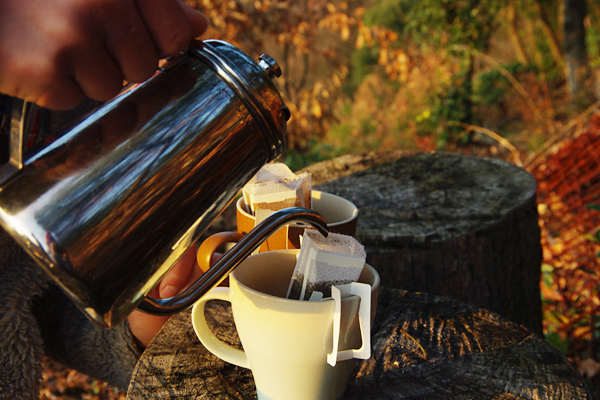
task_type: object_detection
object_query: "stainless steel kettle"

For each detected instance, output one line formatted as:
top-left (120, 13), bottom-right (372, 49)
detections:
top-left (0, 40), bottom-right (328, 328)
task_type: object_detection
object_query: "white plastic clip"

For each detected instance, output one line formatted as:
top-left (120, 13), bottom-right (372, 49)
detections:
top-left (327, 282), bottom-right (371, 366)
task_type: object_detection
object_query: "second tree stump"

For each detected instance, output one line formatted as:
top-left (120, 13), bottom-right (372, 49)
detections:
top-left (311, 152), bottom-right (543, 335)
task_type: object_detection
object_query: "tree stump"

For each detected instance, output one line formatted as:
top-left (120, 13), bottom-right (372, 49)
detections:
top-left (308, 152), bottom-right (543, 336)
top-left (126, 287), bottom-right (590, 399)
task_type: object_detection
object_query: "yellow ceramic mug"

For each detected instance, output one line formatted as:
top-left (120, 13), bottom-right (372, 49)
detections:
top-left (196, 191), bottom-right (359, 275)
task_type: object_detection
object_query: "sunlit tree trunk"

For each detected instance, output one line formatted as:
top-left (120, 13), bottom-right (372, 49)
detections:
top-left (463, 54), bottom-right (474, 127)
top-left (532, 0), bottom-right (564, 66)
top-left (563, 0), bottom-right (596, 107)
top-left (587, 0), bottom-right (600, 27)
top-left (507, 0), bottom-right (529, 65)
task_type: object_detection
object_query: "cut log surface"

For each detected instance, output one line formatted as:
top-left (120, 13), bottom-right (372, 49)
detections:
top-left (126, 288), bottom-right (591, 399)
top-left (308, 152), bottom-right (543, 335)
top-left (125, 152), bottom-right (571, 398)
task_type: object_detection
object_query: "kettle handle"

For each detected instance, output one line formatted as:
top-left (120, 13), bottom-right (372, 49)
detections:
top-left (137, 207), bottom-right (329, 316)
top-left (0, 98), bottom-right (27, 185)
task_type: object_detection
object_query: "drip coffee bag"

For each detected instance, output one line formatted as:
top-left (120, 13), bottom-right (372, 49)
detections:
top-left (242, 163), bottom-right (311, 214)
top-left (287, 230), bottom-right (366, 300)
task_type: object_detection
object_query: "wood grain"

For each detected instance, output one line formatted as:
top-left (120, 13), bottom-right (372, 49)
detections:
top-left (127, 288), bottom-right (590, 399)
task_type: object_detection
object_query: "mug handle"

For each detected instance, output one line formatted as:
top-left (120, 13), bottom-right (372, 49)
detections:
top-left (191, 287), bottom-right (251, 369)
top-left (327, 282), bottom-right (372, 367)
top-left (196, 231), bottom-right (244, 274)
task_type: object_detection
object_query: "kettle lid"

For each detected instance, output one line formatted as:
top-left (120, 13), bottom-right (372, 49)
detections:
top-left (188, 40), bottom-right (290, 160)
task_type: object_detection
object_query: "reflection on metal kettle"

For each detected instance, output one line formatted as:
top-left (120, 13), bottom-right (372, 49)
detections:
top-left (0, 39), bottom-right (326, 328)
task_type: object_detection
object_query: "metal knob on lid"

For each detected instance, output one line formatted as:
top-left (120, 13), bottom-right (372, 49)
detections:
top-left (258, 54), bottom-right (282, 79)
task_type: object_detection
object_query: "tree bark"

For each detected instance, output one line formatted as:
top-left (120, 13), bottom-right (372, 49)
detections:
top-left (127, 289), bottom-right (592, 399)
top-left (312, 152), bottom-right (543, 336)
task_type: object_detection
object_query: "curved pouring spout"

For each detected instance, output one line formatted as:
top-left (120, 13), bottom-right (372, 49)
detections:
top-left (138, 207), bottom-right (328, 315)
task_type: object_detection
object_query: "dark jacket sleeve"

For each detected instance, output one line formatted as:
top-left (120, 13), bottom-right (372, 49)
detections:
top-left (0, 229), bottom-right (48, 400)
top-left (32, 282), bottom-right (143, 390)
top-left (0, 228), bottom-right (143, 399)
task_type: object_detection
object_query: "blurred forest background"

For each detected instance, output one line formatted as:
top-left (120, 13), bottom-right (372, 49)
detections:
top-left (40, 0), bottom-right (600, 398)
top-left (195, 0), bottom-right (600, 168)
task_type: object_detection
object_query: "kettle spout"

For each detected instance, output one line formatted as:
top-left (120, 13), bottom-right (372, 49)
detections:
top-left (138, 207), bottom-right (328, 316)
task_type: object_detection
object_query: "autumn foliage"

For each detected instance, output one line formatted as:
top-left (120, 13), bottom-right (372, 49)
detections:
top-left (530, 115), bottom-right (600, 379)
top-left (184, 0), bottom-right (409, 153)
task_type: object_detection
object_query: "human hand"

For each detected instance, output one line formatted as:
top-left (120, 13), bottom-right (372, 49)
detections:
top-left (127, 245), bottom-right (223, 349)
top-left (0, 0), bottom-right (208, 110)
top-left (127, 244), bottom-right (200, 349)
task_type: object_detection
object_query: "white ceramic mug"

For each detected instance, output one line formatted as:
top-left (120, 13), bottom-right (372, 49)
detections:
top-left (192, 250), bottom-right (380, 400)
